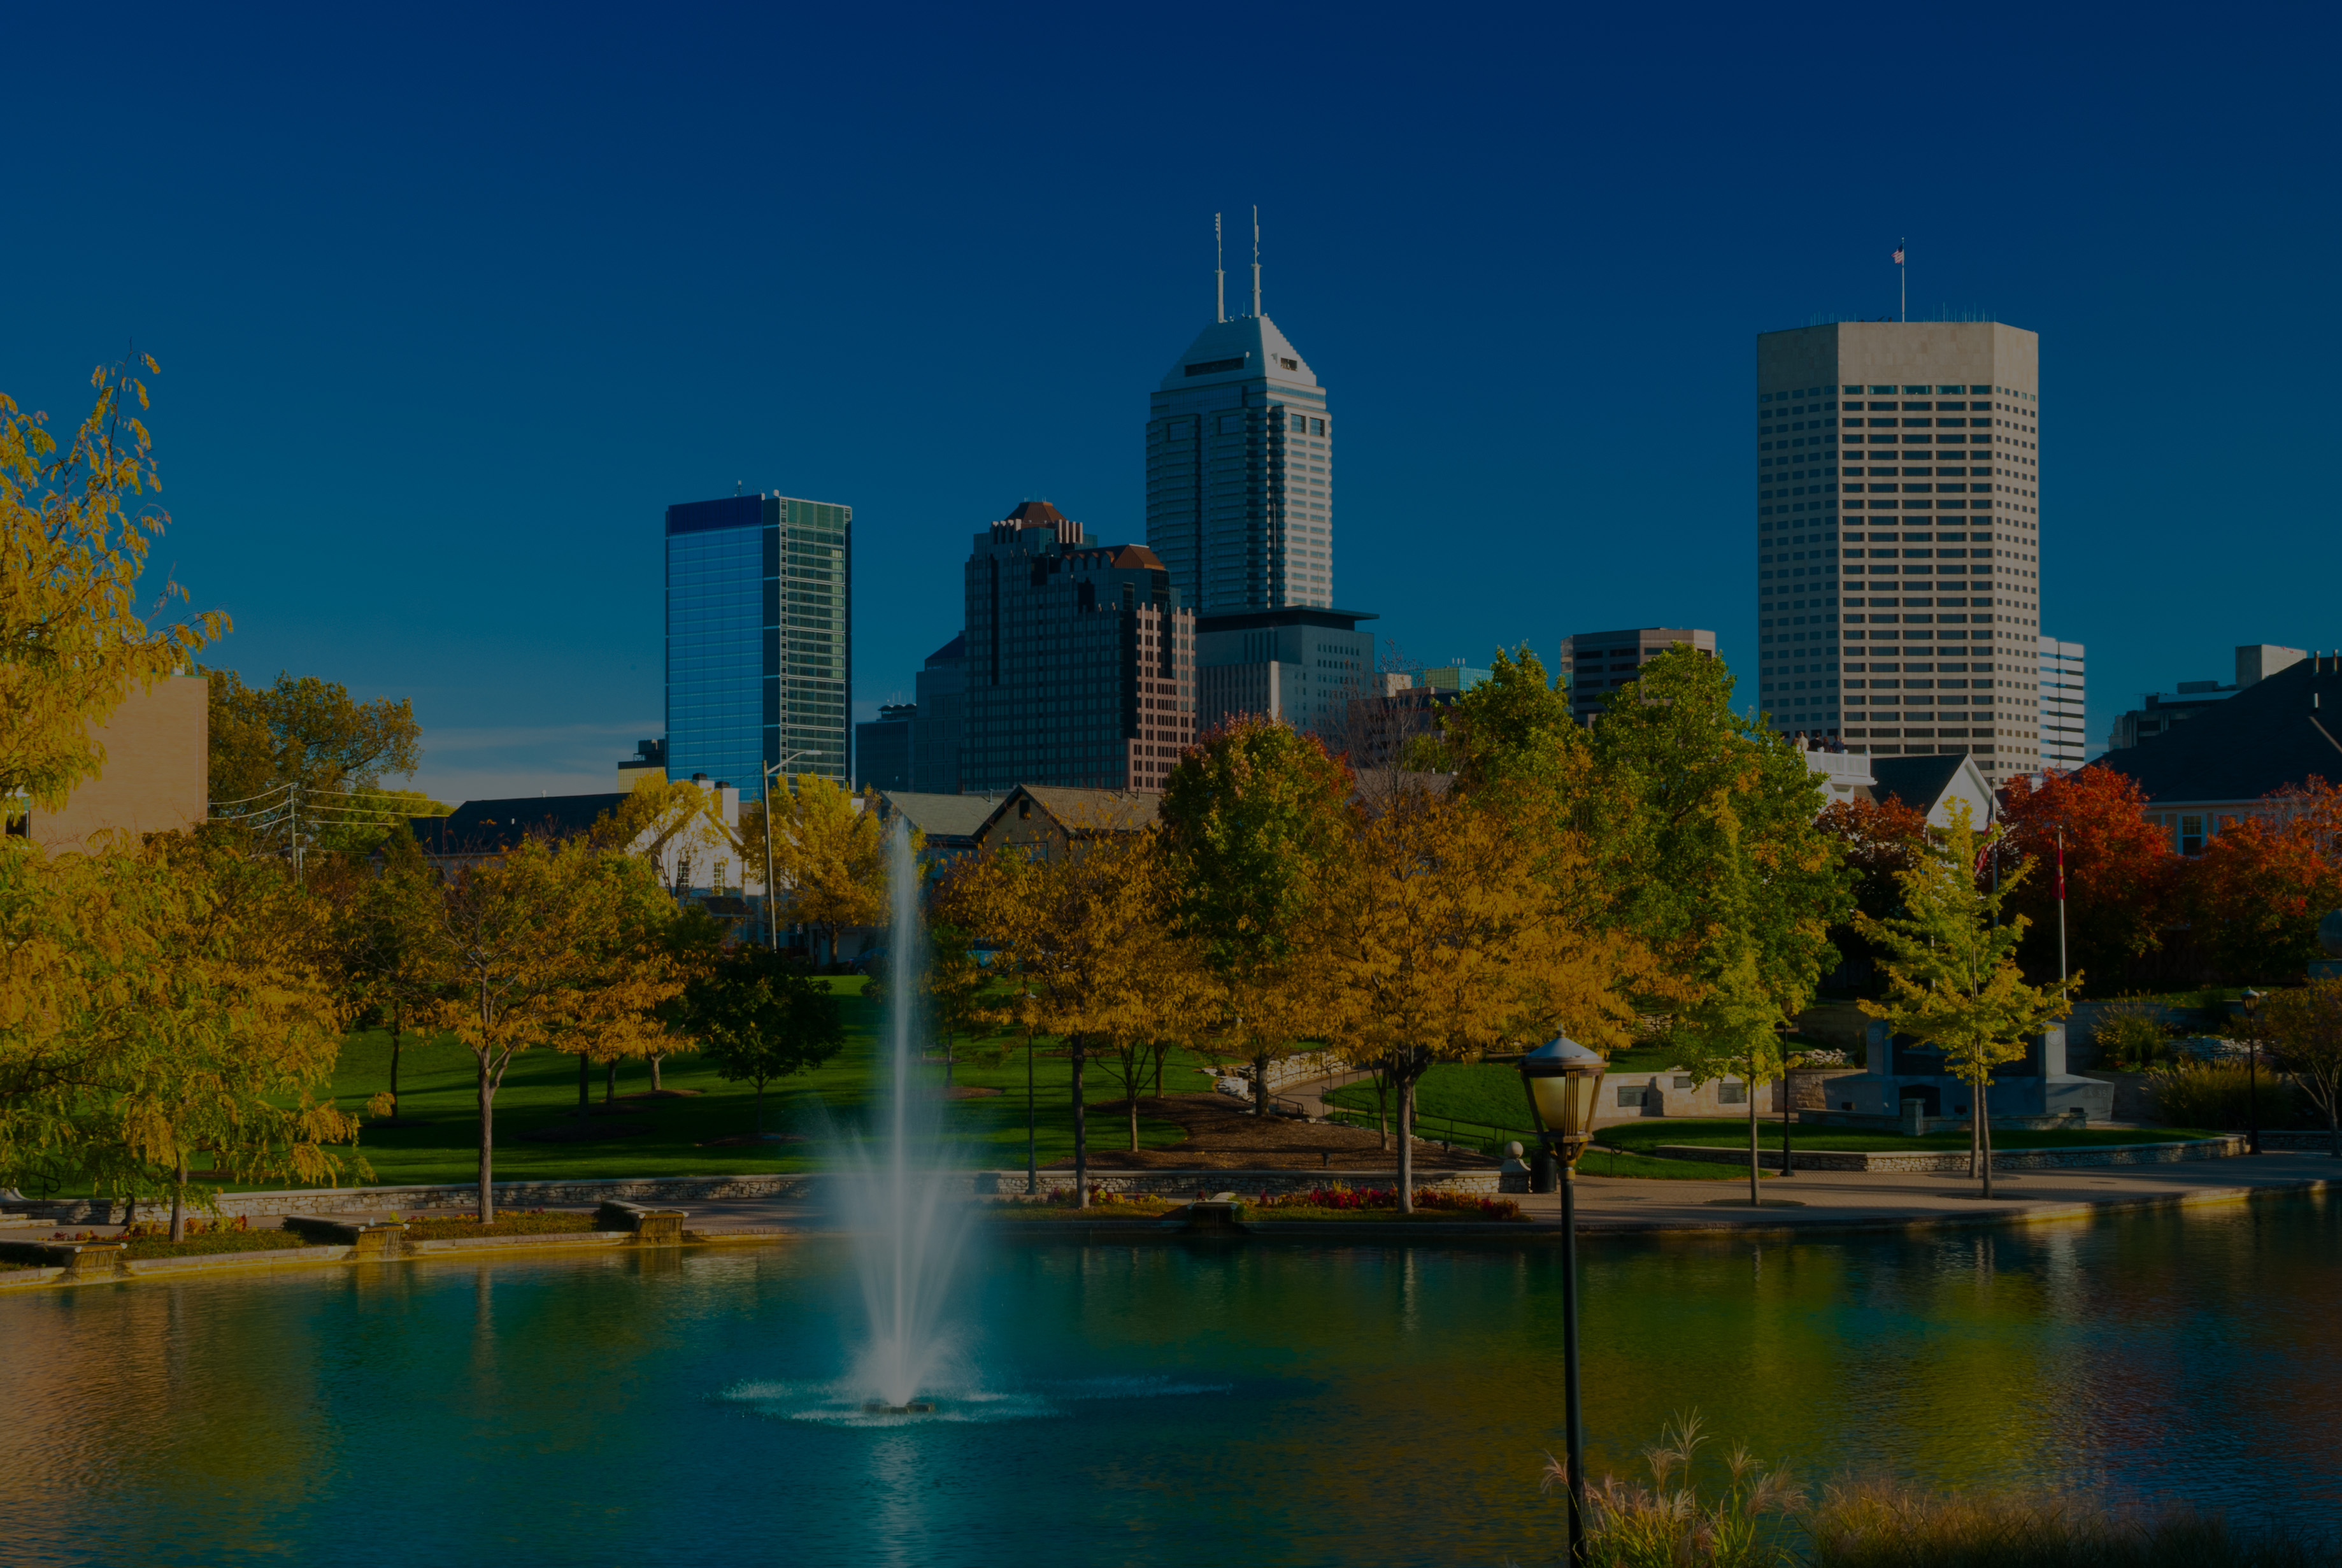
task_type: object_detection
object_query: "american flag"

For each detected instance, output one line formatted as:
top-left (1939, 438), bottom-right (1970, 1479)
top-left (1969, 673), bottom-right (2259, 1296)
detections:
top-left (1892, 247), bottom-right (1906, 266)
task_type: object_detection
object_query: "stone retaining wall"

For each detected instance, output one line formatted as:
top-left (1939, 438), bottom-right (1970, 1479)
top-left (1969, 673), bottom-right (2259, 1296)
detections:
top-left (9, 1168), bottom-right (1499, 1224)
top-left (971, 1169), bottom-right (1502, 1199)
top-left (1652, 1136), bottom-right (2245, 1173)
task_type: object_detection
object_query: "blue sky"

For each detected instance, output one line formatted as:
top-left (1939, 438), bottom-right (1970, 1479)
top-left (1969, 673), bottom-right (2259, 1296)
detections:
top-left (7, 3), bottom-right (2335, 802)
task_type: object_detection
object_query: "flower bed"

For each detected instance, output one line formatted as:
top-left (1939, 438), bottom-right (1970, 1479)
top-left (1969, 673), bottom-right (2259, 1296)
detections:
top-left (1257, 1186), bottom-right (1524, 1222)
top-left (82, 1218), bottom-right (317, 1261)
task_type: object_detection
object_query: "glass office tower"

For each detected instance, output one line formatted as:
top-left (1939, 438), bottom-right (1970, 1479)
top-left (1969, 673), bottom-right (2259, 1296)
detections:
top-left (666, 493), bottom-right (851, 795)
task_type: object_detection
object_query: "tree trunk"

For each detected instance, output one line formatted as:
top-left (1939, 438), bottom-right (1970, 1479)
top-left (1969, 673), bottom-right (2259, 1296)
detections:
top-left (1397, 1067), bottom-right (1417, 1215)
top-left (649, 1053), bottom-right (664, 1092)
top-left (1128, 1062), bottom-right (1141, 1153)
top-left (389, 1011), bottom-right (403, 1119)
top-left (1747, 1075), bottom-right (1760, 1206)
top-left (604, 1057), bottom-right (618, 1104)
top-left (1152, 1048), bottom-right (1162, 1099)
top-left (1979, 1080), bottom-right (1996, 1199)
top-left (477, 1062), bottom-right (496, 1224)
top-left (1968, 1087), bottom-right (1980, 1179)
top-left (1071, 1041), bottom-right (1089, 1209)
top-left (576, 1049), bottom-right (591, 1119)
top-left (1376, 1069), bottom-right (1389, 1150)
top-left (169, 1158), bottom-right (188, 1243)
top-left (1780, 1070), bottom-right (1796, 1178)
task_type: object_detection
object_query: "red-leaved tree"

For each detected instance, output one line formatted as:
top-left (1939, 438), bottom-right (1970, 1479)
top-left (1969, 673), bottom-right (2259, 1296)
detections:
top-left (1996, 768), bottom-right (2174, 989)
top-left (1815, 795), bottom-right (1934, 992)
top-left (2181, 779), bottom-right (2342, 984)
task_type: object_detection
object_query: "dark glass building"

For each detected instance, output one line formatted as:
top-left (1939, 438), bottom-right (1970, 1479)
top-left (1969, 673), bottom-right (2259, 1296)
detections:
top-left (665, 493), bottom-right (851, 795)
top-left (960, 502), bottom-right (1195, 794)
top-left (854, 703), bottom-right (915, 791)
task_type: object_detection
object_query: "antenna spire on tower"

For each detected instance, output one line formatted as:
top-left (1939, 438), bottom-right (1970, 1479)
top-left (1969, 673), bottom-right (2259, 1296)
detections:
top-left (1251, 205), bottom-right (1262, 317)
top-left (1214, 213), bottom-right (1225, 324)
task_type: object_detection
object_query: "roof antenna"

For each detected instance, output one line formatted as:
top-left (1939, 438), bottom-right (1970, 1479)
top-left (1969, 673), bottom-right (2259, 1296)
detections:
top-left (1251, 205), bottom-right (1262, 318)
top-left (1214, 213), bottom-right (1225, 324)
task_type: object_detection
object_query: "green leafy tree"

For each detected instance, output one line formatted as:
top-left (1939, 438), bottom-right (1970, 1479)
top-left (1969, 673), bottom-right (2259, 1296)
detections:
top-left (922, 920), bottom-right (999, 1085)
top-left (2, 354), bottom-right (227, 814)
top-left (682, 948), bottom-right (845, 1132)
top-left (1674, 934), bottom-right (1793, 1206)
top-left (1856, 802), bottom-right (2076, 1197)
top-left (315, 829), bottom-right (442, 1120)
top-left (1579, 646), bottom-right (1846, 1017)
top-left (205, 669), bottom-right (431, 852)
top-left (1159, 716), bottom-right (1353, 1115)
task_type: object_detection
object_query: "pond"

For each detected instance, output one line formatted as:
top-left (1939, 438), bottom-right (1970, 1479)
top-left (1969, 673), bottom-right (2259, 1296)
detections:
top-left (4, 1194), bottom-right (2336, 1567)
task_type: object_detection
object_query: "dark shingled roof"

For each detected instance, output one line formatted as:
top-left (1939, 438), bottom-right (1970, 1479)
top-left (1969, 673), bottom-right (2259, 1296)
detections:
top-left (1867, 754), bottom-right (1968, 817)
top-left (410, 793), bottom-right (630, 856)
top-left (2092, 656), bottom-right (2342, 804)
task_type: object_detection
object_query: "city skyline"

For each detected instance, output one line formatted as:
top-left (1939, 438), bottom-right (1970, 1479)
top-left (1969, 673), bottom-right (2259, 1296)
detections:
top-left (3, 8), bottom-right (2331, 804)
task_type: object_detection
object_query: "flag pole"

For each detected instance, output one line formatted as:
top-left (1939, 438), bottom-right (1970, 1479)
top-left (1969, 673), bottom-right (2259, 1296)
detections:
top-left (2057, 827), bottom-right (2068, 987)
top-left (1899, 237), bottom-right (1907, 323)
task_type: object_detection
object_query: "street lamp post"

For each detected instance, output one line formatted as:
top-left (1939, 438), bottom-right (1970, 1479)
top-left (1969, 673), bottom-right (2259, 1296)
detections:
top-left (2242, 988), bottom-right (2264, 1155)
top-left (1519, 1034), bottom-right (1606, 1568)
top-left (759, 753), bottom-right (808, 953)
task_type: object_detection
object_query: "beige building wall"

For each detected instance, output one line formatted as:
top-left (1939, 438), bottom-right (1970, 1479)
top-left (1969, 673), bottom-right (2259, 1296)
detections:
top-left (30, 675), bottom-right (209, 852)
top-left (1753, 320), bottom-right (2045, 779)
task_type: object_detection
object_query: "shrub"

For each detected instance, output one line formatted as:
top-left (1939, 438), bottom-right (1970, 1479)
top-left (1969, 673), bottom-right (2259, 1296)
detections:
top-left (2144, 1060), bottom-right (2307, 1130)
top-left (398, 1209), bottom-right (599, 1240)
top-left (2091, 995), bottom-right (2175, 1069)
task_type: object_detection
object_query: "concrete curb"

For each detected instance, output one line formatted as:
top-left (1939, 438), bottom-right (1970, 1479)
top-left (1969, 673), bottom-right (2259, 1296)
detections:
top-left (1646, 1135), bottom-right (2245, 1173)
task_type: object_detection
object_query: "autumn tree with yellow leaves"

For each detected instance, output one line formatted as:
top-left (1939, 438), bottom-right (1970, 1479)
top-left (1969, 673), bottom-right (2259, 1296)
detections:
top-left (0, 829), bottom-right (365, 1235)
top-left (942, 829), bottom-right (1194, 1200)
top-left (1, 355), bottom-right (227, 815)
top-left (1318, 787), bottom-right (1647, 1211)
top-left (421, 834), bottom-right (684, 1222)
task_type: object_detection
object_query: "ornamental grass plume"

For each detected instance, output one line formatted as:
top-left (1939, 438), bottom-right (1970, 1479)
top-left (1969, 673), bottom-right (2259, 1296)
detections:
top-left (1536, 1415), bottom-right (2329, 1568)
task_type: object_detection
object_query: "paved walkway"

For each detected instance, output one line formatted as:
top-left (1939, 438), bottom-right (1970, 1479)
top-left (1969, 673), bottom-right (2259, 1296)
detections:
top-left (1517, 1149), bottom-right (2338, 1234)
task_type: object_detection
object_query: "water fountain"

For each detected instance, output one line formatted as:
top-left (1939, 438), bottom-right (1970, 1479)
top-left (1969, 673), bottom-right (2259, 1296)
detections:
top-left (841, 818), bottom-right (973, 1416)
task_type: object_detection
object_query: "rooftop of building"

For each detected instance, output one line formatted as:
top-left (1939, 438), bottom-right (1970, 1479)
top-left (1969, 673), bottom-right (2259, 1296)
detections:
top-left (1196, 605), bottom-right (1378, 633)
top-left (2093, 655), bottom-right (2342, 805)
top-left (1157, 313), bottom-right (1318, 394)
top-left (873, 790), bottom-right (1003, 845)
top-left (411, 792), bottom-right (631, 855)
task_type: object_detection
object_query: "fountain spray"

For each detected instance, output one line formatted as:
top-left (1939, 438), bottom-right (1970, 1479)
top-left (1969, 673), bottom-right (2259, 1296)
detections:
top-left (848, 817), bottom-right (973, 1413)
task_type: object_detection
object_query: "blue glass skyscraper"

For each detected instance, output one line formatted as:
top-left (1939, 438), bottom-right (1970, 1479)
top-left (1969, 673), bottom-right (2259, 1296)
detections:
top-left (665, 493), bottom-right (852, 795)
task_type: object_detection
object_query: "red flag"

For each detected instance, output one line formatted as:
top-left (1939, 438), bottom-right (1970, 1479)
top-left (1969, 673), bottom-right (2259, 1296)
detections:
top-left (2055, 833), bottom-right (2066, 901)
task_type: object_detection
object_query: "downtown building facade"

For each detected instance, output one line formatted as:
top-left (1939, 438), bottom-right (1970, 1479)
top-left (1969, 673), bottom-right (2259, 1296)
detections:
top-left (665, 493), bottom-right (851, 796)
top-left (2039, 636), bottom-right (2087, 771)
top-left (1146, 283), bottom-right (1332, 615)
top-left (959, 502), bottom-right (1195, 795)
top-left (1753, 321), bottom-right (2045, 778)
top-left (1563, 627), bottom-right (1719, 724)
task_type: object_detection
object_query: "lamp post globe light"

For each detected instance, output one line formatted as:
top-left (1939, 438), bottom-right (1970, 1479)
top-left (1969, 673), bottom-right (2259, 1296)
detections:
top-left (1518, 1034), bottom-right (1605, 1567)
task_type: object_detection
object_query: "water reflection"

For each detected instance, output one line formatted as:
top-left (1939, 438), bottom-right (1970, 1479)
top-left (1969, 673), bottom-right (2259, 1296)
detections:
top-left (0, 1199), bottom-right (2332, 1567)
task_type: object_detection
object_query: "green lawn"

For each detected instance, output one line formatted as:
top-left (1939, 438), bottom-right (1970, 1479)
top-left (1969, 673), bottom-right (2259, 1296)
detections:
top-left (1596, 1117), bottom-right (2217, 1157)
top-left (1324, 1061), bottom-right (1538, 1139)
top-left (150, 978), bottom-right (1225, 1194)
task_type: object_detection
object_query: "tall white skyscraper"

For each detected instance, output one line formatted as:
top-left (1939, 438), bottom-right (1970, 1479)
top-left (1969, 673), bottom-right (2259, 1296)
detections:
top-left (1146, 218), bottom-right (1331, 615)
top-left (1753, 321), bottom-right (2045, 779)
top-left (2039, 636), bottom-right (2087, 771)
